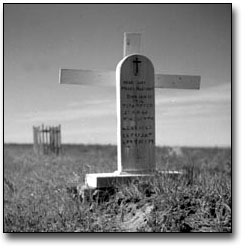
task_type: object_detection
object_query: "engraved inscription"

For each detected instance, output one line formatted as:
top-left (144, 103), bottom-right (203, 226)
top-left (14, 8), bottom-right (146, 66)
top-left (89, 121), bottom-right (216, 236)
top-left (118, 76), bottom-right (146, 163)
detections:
top-left (121, 78), bottom-right (154, 150)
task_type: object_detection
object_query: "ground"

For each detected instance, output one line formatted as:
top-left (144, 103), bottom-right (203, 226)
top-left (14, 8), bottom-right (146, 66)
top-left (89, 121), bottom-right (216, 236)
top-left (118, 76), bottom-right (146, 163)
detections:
top-left (4, 144), bottom-right (231, 232)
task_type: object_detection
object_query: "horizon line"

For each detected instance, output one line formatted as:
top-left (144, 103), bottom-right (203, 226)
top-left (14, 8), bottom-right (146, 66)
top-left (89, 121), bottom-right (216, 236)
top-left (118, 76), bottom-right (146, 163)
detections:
top-left (4, 142), bottom-right (231, 149)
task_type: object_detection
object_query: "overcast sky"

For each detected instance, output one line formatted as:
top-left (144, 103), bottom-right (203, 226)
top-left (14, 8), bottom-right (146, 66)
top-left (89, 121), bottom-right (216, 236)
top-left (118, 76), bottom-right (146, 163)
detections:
top-left (4, 4), bottom-right (231, 146)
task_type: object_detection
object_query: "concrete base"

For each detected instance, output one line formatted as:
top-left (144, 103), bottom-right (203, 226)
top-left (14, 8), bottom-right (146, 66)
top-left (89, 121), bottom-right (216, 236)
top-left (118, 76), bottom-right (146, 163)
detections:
top-left (76, 170), bottom-right (183, 202)
top-left (85, 172), bottom-right (153, 189)
top-left (84, 170), bottom-right (182, 189)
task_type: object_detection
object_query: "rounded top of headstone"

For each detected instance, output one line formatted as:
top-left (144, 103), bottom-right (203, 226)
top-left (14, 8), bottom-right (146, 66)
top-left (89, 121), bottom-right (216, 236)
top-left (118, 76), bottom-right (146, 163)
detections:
top-left (116, 54), bottom-right (154, 73)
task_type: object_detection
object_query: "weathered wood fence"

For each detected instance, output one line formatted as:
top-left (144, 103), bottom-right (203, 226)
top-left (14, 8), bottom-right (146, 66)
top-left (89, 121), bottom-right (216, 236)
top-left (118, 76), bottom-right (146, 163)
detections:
top-left (33, 125), bottom-right (62, 155)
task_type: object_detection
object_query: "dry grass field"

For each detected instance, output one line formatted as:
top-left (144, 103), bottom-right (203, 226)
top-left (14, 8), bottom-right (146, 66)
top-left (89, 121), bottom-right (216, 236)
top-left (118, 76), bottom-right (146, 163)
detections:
top-left (4, 144), bottom-right (231, 232)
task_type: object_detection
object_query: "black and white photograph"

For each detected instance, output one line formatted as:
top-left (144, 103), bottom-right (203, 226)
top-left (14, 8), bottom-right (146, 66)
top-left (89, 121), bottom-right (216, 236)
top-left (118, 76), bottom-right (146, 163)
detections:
top-left (4, 3), bottom-right (232, 233)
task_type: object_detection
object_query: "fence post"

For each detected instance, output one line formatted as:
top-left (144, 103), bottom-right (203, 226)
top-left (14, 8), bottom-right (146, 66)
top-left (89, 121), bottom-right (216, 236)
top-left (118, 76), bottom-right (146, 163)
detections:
top-left (33, 126), bottom-right (38, 154)
top-left (58, 124), bottom-right (61, 155)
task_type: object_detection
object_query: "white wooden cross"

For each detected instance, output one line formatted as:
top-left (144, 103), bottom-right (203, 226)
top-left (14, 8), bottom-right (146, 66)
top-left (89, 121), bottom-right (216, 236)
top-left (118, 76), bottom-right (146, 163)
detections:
top-left (59, 33), bottom-right (200, 175)
top-left (60, 33), bottom-right (200, 89)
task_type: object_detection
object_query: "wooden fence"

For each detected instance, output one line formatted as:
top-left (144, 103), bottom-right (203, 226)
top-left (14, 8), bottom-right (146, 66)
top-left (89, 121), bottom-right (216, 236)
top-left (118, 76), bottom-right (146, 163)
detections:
top-left (33, 125), bottom-right (62, 155)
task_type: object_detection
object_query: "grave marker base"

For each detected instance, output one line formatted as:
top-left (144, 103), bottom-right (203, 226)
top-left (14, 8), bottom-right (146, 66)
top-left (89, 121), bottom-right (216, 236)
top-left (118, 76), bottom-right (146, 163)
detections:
top-left (85, 172), bottom-right (153, 189)
top-left (77, 171), bottom-right (183, 203)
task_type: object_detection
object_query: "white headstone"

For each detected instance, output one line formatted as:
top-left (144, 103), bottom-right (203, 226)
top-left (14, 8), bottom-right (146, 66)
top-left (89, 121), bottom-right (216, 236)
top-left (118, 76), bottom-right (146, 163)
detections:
top-left (116, 54), bottom-right (155, 174)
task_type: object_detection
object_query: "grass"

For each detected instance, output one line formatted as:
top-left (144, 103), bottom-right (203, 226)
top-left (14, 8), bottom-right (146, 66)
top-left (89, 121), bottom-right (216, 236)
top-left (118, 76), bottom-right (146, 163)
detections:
top-left (4, 143), bottom-right (231, 232)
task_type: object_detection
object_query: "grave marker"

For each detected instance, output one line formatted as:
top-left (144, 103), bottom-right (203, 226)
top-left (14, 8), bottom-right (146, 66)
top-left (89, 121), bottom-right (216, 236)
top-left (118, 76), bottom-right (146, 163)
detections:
top-left (116, 54), bottom-right (155, 174)
top-left (59, 33), bottom-right (201, 189)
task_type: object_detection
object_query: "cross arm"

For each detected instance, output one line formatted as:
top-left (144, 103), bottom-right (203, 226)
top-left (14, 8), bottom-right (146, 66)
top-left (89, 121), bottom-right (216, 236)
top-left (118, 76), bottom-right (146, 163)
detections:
top-left (60, 69), bottom-right (200, 90)
top-left (59, 69), bottom-right (116, 87)
top-left (155, 74), bottom-right (200, 89)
